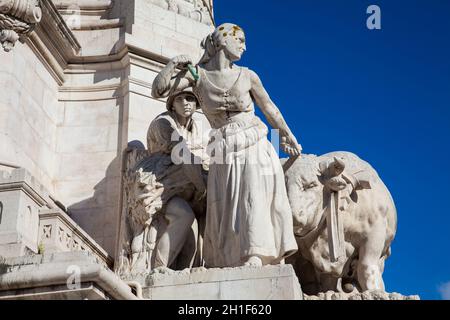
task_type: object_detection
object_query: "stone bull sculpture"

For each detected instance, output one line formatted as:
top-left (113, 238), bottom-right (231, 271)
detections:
top-left (283, 151), bottom-right (397, 295)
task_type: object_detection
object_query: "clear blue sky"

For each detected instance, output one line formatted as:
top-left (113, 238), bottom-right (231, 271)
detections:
top-left (214, 0), bottom-right (450, 299)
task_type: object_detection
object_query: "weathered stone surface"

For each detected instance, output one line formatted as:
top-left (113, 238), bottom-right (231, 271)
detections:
top-left (0, 168), bottom-right (53, 257)
top-left (0, 0), bottom-right (213, 259)
top-left (38, 209), bottom-right (113, 268)
top-left (0, 168), bottom-right (115, 270)
top-left (0, 252), bottom-right (137, 300)
top-left (135, 264), bottom-right (302, 300)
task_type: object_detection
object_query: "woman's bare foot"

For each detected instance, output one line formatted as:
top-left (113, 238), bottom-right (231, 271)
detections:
top-left (244, 256), bottom-right (263, 267)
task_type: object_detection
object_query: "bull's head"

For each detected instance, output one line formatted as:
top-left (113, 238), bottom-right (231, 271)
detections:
top-left (284, 156), bottom-right (349, 237)
top-left (319, 157), bottom-right (347, 192)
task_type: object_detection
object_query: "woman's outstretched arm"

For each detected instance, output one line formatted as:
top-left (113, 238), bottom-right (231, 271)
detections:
top-left (249, 69), bottom-right (302, 157)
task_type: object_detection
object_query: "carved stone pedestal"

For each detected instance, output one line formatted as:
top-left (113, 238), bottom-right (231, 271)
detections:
top-left (127, 264), bottom-right (303, 300)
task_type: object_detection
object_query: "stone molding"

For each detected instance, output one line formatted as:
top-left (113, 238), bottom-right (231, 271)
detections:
top-left (53, 0), bottom-right (113, 12)
top-left (0, 0), bottom-right (42, 51)
top-left (25, 0), bottom-right (81, 85)
top-left (0, 168), bottom-right (55, 257)
top-left (0, 252), bottom-right (138, 300)
top-left (38, 209), bottom-right (114, 268)
top-left (58, 48), bottom-right (173, 102)
top-left (54, 0), bottom-right (123, 31)
top-left (0, 168), bottom-right (54, 209)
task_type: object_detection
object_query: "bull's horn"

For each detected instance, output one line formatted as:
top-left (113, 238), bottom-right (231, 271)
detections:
top-left (332, 157), bottom-right (345, 174)
top-left (320, 157), bottom-right (346, 178)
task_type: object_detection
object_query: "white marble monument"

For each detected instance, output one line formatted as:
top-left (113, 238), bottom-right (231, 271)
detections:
top-left (0, 1), bottom-right (418, 300)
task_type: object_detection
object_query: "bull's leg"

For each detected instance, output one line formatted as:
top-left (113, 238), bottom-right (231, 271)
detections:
top-left (357, 222), bottom-right (386, 291)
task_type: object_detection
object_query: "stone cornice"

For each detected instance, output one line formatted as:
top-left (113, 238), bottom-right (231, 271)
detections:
top-left (0, 168), bottom-right (54, 208)
top-left (54, 0), bottom-right (123, 30)
top-left (25, 0), bottom-right (80, 85)
top-left (53, 0), bottom-right (113, 12)
top-left (40, 0), bottom-right (80, 51)
top-left (0, 252), bottom-right (137, 299)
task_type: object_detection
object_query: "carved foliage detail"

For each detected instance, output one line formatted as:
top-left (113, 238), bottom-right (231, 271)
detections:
top-left (0, 0), bottom-right (42, 52)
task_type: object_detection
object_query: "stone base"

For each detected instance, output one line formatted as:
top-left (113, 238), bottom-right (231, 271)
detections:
top-left (0, 252), bottom-right (138, 300)
top-left (303, 290), bottom-right (420, 300)
top-left (128, 264), bottom-right (303, 300)
top-left (0, 282), bottom-right (109, 300)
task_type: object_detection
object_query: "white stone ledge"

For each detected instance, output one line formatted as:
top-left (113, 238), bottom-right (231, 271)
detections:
top-left (58, 83), bottom-right (125, 101)
top-left (139, 264), bottom-right (303, 300)
top-left (73, 18), bottom-right (124, 31)
top-left (53, 0), bottom-right (113, 11)
top-left (0, 168), bottom-right (53, 208)
top-left (0, 282), bottom-right (108, 300)
top-left (0, 252), bottom-right (138, 300)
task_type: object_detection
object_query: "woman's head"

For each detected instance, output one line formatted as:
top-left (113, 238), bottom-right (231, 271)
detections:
top-left (200, 23), bottom-right (246, 64)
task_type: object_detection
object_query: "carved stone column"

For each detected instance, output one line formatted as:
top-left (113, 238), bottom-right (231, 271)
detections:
top-left (0, 0), bottom-right (42, 51)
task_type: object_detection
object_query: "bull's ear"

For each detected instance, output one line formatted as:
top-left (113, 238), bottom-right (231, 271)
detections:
top-left (318, 160), bottom-right (328, 175)
top-left (317, 162), bottom-right (327, 184)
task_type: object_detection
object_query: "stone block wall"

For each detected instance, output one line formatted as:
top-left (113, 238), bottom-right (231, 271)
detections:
top-left (0, 44), bottom-right (61, 196)
top-left (1, 0), bottom-right (213, 258)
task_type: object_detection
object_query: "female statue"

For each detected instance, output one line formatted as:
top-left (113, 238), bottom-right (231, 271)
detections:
top-left (152, 23), bottom-right (301, 267)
